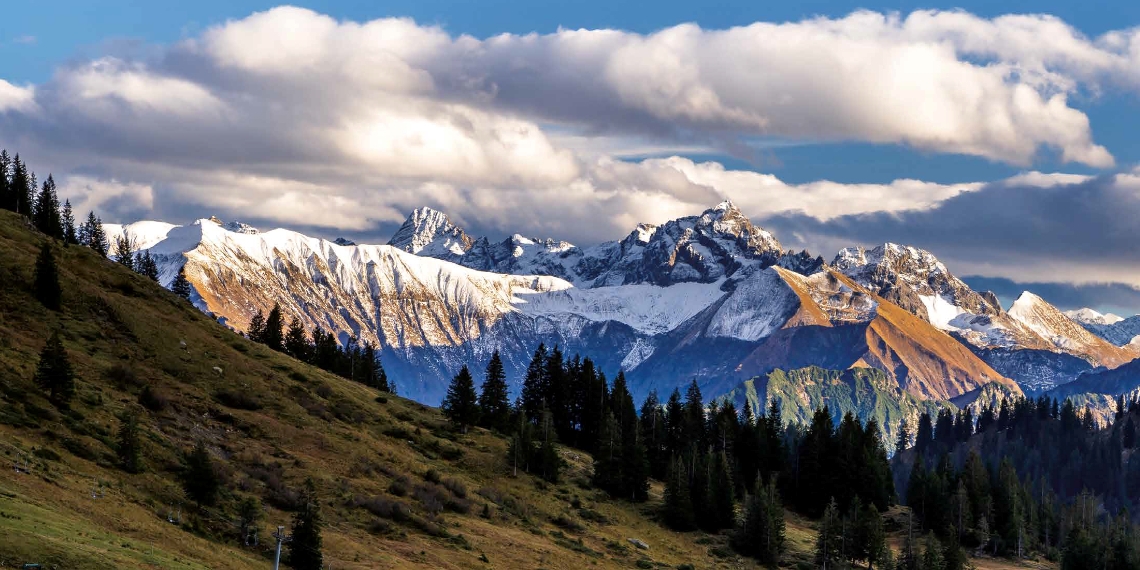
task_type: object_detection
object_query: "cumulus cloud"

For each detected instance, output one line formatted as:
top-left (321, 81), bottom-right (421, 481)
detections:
top-left (0, 6), bottom-right (1135, 248)
top-left (0, 80), bottom-right (36, 113)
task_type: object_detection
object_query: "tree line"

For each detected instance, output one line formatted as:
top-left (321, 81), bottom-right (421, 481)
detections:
top-left (246, 302), bottom-right (392, 394)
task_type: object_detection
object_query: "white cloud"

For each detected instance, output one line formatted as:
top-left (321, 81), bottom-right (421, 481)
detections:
top-left (0, 80), bottom-right (36, 113)
top-left (0, 6), bottom-right (1136, 241)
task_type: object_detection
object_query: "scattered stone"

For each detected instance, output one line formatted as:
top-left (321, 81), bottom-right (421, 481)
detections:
top-left (212, 366), bottom-right (223, 376)
top-left (628, 538), bottom-right (649, 550)
top-left (179, 340), bottom-right (187, 350)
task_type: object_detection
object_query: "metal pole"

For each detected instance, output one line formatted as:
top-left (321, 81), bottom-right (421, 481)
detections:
top-left (272, 526), bottom-right (286, 570)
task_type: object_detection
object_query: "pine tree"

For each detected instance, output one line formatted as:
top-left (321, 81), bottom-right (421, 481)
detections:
top-left (662, 455), bottom-right (695, 530)
top-left (9, 154), bottom-right (33, 216)
top-left (896, 418), bottom-right (911, 455)
top-left (116, 411), bottom-right (144, 473)
top-left (32, 174), bottom-right (63, 239)
top-left (171, 265), bottom-right (193, 300)
top-left (0, 150), bottom-right (10, 211)
top-left (536, 405), bottom-right (561, 483)
top-left (33, 242), bottom-right (62, 310)
top-left (359, 341), bottom-right (389, 392)
top-left (289, 479), bottom-right (323, 570)
top-left (507, 408), bottom-right (535, 477)
top-left (263, 303), bottom-right (284, 351)
top-left (441, 365), bottom-right (479, 432)
top-left (921, 533), bottom-right (945, 570)
top-left (1124, 417), bottom-right (1136, 449)
top-left (113, 230), bottom-right (136, 269)
top-left (593, 411), bottom-right (622, 493)
top-left (81, 211), bottom-right (110, 256)
top-left (855, 502), bottom-right (887, 569)
top-left (182, 440), bottom-right (220, 507)
top-left (733, 478), bottom-right (785, 565)
top-left (520, 344), bottom-right (548, 424)
top-left (136, 250), bottom-right (159, 282)
top-left (815, 497), bottom-right (845, 570)
top-left (247, 310), bottom-right (266, 343)
top-left (283, 318), bottom-right (310, 361)
top-left (478, 351), bottom-right (511, 432)
top-left (61, 200), bottom-right (77, 245)
top-left (34, 330), bottom-right (74, 408)
top-left (709, 451), bottom-right (735, 530)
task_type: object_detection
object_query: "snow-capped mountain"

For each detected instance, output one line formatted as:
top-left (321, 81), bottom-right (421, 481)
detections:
top-left (108, 204), bottom-right (1140, 406)
top-left (830, 243), bottom-right (1138, 391)
top-left (1066, 309), bottom-right (1140, 347)
top-left (389, 201), bottom-right (785, 288)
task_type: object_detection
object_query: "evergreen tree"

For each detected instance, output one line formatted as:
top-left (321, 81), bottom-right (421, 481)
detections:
top-left (921, 533), bottom-right (945, 570)
top-left (709, 451), bottom-right (735, 530)
top-left (116, 411), bottom-right (144, 473)
top-left (61, 200), bottom-right (77, 245)
top-left (441, 365), bottom-right (479, 432)
top-left (507, 407), bottom-right (535, 477)
top-left (283, 318), bottom-right (310, 362)
top-left (34, 330), bottom-right (74, 408)
top-left (639, 390), bottom-right (668, 480)
top-left (520, 343), bottom-right (548, 424)
top-left (171, 266), bottom-right (193, 300)
top-left (684, 379), bottom-right (706, 452)
top-left (915, 412), bottom-right (934, 453)
top-left (113, 230), bottom-right (136, 269)
top-left (182, 440), bottom-right (220, 507)
top-left (536, 405), bottom-right (561, 483)
top-left (478, 351), bottom-right (511, 432)
top-left (9, 154), bottom-right (33, 215)
top-left (815, 497), bottom-right (845, 570)
top-left (662, 455), bottom-right (695, 530)
top-left (32, 174), bottom-right (62, 239)
top-left (855, 502), bottom-right (887, 569)
top-left (247, 310), bottom-right (266, 343)
top-left (896, 418), bottom-right (911, 455)
top-left (289, 479), bottom-right (323, 570)
top-left (81, 212), bottom-right (109, 256)
top-left (613, 371), bottom-right (649, 501)
top-left (733, 478), bottom-right (786, 565)
top-left (0, 150), bottom-right (9, 211)
top-left (263, 303), bottom-right (284, 351)
top-left (593, 411), bottom-right (623, 494)
top-left (33, 242), bottom-right (62, 310)
top-left (1124, 417), bottom-right (1136, 450)
top-left (358, 341), bottom-right (389, 392)
top-left (136, 250), bottom-right (160, 282)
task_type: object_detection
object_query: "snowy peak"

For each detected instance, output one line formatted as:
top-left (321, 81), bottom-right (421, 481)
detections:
top-left (1065, 308), bottom-right (1124, 326)
top-left (1007, 292), bottom-right (1136, 367)
top-left (387, 207), bottom-right (473, 258)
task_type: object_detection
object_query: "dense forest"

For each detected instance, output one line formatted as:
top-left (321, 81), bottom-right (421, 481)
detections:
top-left (897, 396), bottom-right (1140, 569)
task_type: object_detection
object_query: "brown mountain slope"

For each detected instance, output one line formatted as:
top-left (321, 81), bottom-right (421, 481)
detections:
top-left (739, 270), bottom-right (1018, 401)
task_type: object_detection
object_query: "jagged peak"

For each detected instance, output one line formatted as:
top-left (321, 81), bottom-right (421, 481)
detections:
top-left (388, 206), bottom-right (472, 256)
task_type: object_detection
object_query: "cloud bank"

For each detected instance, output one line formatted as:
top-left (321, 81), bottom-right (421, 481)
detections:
top-left (1, 6), bottom-right (1140, 302)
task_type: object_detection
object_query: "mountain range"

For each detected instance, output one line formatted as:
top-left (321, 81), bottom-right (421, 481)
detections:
top-left (104, 202), bottom-right (1140, 419)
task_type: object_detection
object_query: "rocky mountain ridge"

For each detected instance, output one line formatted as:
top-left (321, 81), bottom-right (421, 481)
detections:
top-left (103, 204), bottom-right (1132, 405)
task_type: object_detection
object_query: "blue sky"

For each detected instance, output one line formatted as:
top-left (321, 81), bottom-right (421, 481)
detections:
top-left (6, 1), bottom-right (1140, 184)
top-left (4, 1), bottom-right (1140, 312)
